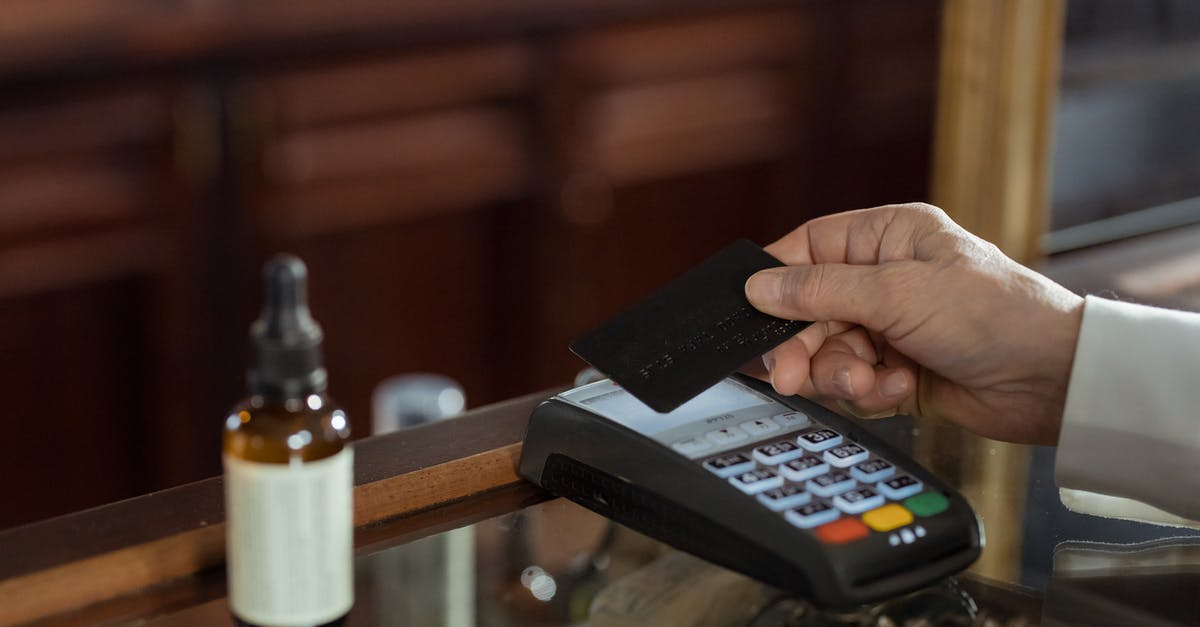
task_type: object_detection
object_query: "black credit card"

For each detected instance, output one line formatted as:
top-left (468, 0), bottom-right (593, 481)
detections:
top-left (571, 239), bottom-right (811, 412)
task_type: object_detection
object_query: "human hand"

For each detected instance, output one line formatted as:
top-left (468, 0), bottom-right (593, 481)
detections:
top-left (744, 203), bottom-right (1084, 445)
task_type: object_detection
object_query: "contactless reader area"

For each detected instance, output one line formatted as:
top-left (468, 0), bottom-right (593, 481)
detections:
top-left (558, 377), bottom-right (782, 456)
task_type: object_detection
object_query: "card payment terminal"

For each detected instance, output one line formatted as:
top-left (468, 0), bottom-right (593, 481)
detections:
top-left (518, 374), bottom-right (982, 607)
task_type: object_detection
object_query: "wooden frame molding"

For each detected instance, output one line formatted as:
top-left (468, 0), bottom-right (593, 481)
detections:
top-left (929, 0), bottom-right (1066, 584)
top-left (0, 390), bottom-right (554, 625)
top-left (932, 0), bottom-right (1065, 264)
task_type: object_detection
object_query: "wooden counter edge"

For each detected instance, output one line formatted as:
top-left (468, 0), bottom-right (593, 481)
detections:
top-left (0, 389), bottom-right (556, 626)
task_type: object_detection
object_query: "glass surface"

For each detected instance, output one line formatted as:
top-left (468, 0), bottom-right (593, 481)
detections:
top-left (144, 416), bottom-right (1200, 626)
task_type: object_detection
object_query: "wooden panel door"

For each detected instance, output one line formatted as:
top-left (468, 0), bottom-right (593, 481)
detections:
top-left (241, 43), bottom-right (535, 431)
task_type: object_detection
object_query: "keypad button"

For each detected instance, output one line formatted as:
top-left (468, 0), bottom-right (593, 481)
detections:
top-left (824, 443), bottom-right (869, 468)
top-left (785, 500), bottom-right (840, 529)
top-left (850, 458), bottom-right (896, 483)
top-left (752, 440), bottom-right (805, 465)
top-left (779, 455), bottom-right (830, 482)
top-left (772, 411), bottom-right (811, 429)
top-left (705, 426), bottom-right (748, 446)
top-left (878, 474), bottom-right (924, 500)
top-left (904, 491), bottom-right (950, 517)
top-left (729, 467), bottom-right (784, 495)
top-left (756, 483), bottom-right (812, 511)
top-left (701, 453), bottom-right (755, 478)
top-left (862, 504), bottom-right (914, 532)
top-left (739, 417), bottom-right (781, 437)
top-left (806, 470), bottom-right (857, 498)
top-left (797, 428), bottom-right (843, 452)
top-left (815, 518), bottom-right (869, 544)
top-left (671, 436), bottom-right (713, 456)
top-left (833, 487), bottom-right (885, 514)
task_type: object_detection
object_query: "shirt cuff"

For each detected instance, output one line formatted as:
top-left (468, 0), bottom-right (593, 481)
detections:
top-left (1054, 296), bottom-right (1200, 522)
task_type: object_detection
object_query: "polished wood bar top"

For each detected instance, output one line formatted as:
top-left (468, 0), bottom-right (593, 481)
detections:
top-left (0, 389), bottom-right (556, 626)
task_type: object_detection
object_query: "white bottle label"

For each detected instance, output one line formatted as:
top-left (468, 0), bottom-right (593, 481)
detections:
top-left (224, 448), bottom-right (354, 626)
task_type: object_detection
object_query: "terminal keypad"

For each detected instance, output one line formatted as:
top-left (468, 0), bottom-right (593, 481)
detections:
top-left (700, 411), bottom-right (945, 547)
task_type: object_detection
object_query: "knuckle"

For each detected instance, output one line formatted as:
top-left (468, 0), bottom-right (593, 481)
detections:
top-left (903, 202), bottom-right (950, 224)
top-left (906, 201), bottom-right (942, 215)
top-left (843, 328), bottom-right (876, 360)
top-left (773, 268), bottom-right (801, 309)
top-left (870, 264), bottom-right (918, 327)
top-left (797, 264), bottom-right (828, 310)
top-left (874, 263), bottom-right (906, 297)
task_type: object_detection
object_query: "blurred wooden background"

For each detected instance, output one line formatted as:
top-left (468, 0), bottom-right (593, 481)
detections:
top-left (0, 0), bottom-right (941, 528)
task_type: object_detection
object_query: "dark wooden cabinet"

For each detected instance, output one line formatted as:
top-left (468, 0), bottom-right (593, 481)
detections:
top-left (0, 0), bottom-right (940, 528)
top-left (0, 85), bottom-right (200, 520)
top-left (243, 42), bottom-right (538, 431)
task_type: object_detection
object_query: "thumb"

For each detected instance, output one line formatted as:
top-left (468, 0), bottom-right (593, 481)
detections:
top-left (745, 264), bottom-right (895, 330)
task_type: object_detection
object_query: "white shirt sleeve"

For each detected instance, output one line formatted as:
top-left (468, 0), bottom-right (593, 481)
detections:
top-left (1055, 296), bottom-right (1200, 521)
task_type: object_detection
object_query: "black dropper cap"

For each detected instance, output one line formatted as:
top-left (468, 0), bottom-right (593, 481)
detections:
top-left (247, 254), bottom-right (328, 401)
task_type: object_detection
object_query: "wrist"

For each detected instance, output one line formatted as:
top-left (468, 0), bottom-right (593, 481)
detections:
top-left (1041, 289), bottom-right (1086, 443)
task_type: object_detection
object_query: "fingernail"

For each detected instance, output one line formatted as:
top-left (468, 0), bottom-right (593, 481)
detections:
top-left (763, 354), bottom-right (775, 386)
top-left (745, 271), bottom-right (781, 305)
top-left (881, 371), bottom-right (908, 397)
top-left (833, 367), bottom-right (854, 397)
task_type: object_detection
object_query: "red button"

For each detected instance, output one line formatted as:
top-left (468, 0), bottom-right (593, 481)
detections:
top-left (815, 518), bottom-right (869, 544)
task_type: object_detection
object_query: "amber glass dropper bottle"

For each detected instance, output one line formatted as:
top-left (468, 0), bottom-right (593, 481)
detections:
top-left (224, 254), bottom-right (353, 627)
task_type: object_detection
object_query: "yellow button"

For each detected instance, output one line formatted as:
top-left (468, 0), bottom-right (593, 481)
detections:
top-left (862, 504), bottom-right (913, 532)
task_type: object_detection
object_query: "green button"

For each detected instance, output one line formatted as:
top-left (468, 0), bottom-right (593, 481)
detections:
top-left (904, 491), bottom-right (949, 517)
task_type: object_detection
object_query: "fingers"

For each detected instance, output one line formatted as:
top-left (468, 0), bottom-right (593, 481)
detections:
top-left (822, 326), bottom-right (879, 363)
top-left (761, 340), bottom-right (812, 398)
top-left (808, 331), bottom-right (916, 417)
top-left (763, 321), bottom-right (854, 396)
top-left (830, 366), bottom-right (916, 418)
top-left (765, 325), bottom-right (916, 419)
top-left (764, 203), bottom-right (949, 266)
top-left (809, 338), bottom-right (875, 400)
